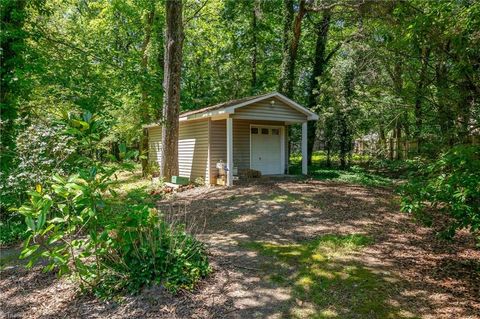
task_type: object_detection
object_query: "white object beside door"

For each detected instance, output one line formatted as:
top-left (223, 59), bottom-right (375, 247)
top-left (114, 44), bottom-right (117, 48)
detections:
top-left (250, 126), bottom-right (283, 175)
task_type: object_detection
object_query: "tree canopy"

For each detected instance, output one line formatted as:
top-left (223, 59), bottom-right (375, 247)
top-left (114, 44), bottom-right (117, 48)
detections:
top-left (1, 0), bottom-right (479, 242)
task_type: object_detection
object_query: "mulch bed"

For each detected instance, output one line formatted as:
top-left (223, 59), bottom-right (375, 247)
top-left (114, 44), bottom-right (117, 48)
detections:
top-left (1, 179), bottom-right (479, 318)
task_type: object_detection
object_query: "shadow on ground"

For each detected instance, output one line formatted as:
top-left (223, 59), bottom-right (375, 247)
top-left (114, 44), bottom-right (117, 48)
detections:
top-left (1, 178), bottom-right (478, 318)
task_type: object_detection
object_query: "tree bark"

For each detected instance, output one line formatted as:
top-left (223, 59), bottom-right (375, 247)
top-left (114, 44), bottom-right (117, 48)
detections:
top-left (307, 10), bottom-right (331, 165)
top-left (391, 61), bottom-right (404, 160)
top-left (435, 42), bottom-right (454, 146)
top-left (279, 0), bottom-right (307, 169)
top-left (413, 46), bottom-right (431, 144)
top-left (160, 0), bottom-right (184, 181)
top-left (140, 7), bottom-right (155, 176)
top-left (251, 1), bottom-right (259, 92)
top-left (278, 0), bottom-right (307, 98)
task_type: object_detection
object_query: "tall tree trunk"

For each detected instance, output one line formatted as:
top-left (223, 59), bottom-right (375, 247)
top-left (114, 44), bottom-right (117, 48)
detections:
top-left (278, 0), bottom-right (307, 98)
top-left (413, 46), bottom-right (431, 145)
top-left (251, 1), bottom-right (259, 92)
top-left (457, 76), bottom-right (474, 143)
top-left (392, 61), bottom-right (404, 159)
top-left (435, 42), bottom-right (454, 146)
top-left (379, 122), bottom-right (386, 158)
top-left (279, 0), bottom-right (307, 170)
top-left (307, 9), bottom-right (331, 165)
top-left (140, 9), bottom-right (155, 122)
top-left (140, 7), bottom-right (155, 176)
top-left (160, 0), bottom-right (184, 181)
top-left (338, 69), bottom-right (355, 168)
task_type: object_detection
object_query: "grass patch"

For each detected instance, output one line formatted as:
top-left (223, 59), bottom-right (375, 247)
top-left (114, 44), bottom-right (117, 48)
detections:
top-left (107, 165), bottom-right (162, 208)
top-left (270, 193), bottom-right (300, 203)
top-left (290, 151), bottom-right (393, 188)
top-left (242, 234), bottom-right (416, 318)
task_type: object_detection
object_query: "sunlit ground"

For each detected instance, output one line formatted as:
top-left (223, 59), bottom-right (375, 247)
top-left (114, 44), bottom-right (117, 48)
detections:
top-left (290, 152), bottom-right (394, 188)
top-left (242, 235), bottom-right (418, 319)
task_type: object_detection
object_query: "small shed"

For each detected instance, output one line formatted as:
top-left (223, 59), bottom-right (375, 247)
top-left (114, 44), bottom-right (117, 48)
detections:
top-left (145, 92), bottom-right (318, 186)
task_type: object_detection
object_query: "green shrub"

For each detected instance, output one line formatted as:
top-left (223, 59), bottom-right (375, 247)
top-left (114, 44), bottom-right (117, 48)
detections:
top-left (99, 206), bottom-right (210, 295)
top-left (0, 215), bottom-right (27, 246)
top-left (0, 122), bottom-right (77, 214)
top-left (18, 169), bottom-right (210, 297)
top-left (399, 145), bottom-right (480, 243)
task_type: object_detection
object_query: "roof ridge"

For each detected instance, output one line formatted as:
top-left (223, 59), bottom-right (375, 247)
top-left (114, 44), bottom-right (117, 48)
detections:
top-left (179, 92), bottom-right (276, 117)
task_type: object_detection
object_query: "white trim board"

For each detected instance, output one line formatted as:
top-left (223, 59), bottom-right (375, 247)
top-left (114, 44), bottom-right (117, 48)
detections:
top-left (178, 92), bottom-right (319, 123)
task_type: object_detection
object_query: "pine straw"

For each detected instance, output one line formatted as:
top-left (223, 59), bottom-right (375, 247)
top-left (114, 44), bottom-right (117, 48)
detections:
top-left (1, 179), bottom-right (479, 318)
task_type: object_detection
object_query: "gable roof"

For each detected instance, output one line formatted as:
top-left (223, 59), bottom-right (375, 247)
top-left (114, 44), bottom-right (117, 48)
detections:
top-left (180, 93), bottom-right (273, 117)
top-left (144, 92), bottom-right (318, 128)
top-left (183, 92), bottom-right (318, 120)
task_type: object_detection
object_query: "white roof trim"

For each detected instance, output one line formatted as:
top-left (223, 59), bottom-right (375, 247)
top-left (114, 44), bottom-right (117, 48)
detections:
top-left (144, 92), bottom-right (319, 127)
top-left (223, 92), bottom-right (319, 121)
top-left (179, 109), bottom-right (232, 121)
top-left (143, 123), bottom-right (161, 128)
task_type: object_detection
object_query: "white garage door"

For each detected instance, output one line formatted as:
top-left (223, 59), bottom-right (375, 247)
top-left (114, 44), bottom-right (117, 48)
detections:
top-left (250, 126), bottom-right (283, 175)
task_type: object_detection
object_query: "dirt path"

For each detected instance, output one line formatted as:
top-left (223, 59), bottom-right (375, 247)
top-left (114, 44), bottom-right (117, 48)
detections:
top-left (1, 179), bottom-right (479, 318)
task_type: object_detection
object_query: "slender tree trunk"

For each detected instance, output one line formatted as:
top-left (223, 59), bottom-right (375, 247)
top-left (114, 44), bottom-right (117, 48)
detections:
top-left (307, 10), bottom-right (331, 165)
top-left (140, 7), bottom-right (155, 176)
top-left (251, 1), bottom-right (259, 92)
top-left (379, 123), bottom-right (386, 158)
top-left (413, 46), bottom-right (431, 144)
top-left (338, 69), bottom-right (354, 169)
top-left (457, 76), bottom-right (474, 143)
top-left (278, 0), bottom-right (307, 97)
top-left (326, 148), bottom-right (331, 167)
top-left (435, 42), bottom-right (454, 146)
top-left (140, 9), bottom-right (155, 122)
top-left (160, 0), bottom-right (184, 180)
top-left (279, 0), bottom-right (307, 168)
top-left (392, 61), bottom-right (404, 159)
top-left (395, 121), bottom-right (402, 159)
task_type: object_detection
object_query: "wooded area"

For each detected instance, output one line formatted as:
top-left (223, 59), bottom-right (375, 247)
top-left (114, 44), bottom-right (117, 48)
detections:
top-left (1, 0), bottom-right (478, 167)
top-left (0, 0), bottom-right (479, 315)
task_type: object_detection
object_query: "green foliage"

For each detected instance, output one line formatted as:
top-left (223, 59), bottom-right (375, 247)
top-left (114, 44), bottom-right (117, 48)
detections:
top-left (400, 145), bottom-right (480, 243)
top-left (18, 170), bottom-right (210, 297)
top-left (2, 0), bottom-right (478, 258)
top-left (100, 207), bottom-right (210, 295)
top-left (290, 151), bottom-right (393, 187)
top-left (0, 121), bottom-right (77, 212)
top-left (0, 215), bottom-right (27, 246)
top-left (0, 0), bottom-right (28, 172)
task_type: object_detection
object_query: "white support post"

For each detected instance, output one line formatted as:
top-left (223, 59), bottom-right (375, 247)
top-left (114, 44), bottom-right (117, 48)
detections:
top-left (302, 121), bottom-right (308, 175)
top-left (226, 117), bottom-right (234, 186)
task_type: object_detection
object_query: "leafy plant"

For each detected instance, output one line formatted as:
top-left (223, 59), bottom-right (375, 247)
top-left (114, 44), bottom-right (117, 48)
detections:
top-left (0, 121), bottom-right (77, 213)
top-left (18, 169), bottom-right (210, 297)
top-left (100, 206), bottom-right (210, 295)
top-left (400, 145), bottom-right (480, 243)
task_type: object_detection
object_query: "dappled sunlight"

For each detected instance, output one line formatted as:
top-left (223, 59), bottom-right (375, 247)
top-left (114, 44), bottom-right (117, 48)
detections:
top-left (4, 176), bottom-right (478, 318)
top-left (164, 178), bottom-right (479, 318)
top-left (242, 234), bottom-right (414, 318)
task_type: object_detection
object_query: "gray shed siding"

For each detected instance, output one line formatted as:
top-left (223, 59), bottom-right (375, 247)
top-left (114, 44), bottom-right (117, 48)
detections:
top-left (209, 119), bottom-right (227, 183)
top-left (148, 96), bottom-right (308, 184)
top-left (148, 126), bottom-right (162, 165)
top-left (232, 97), bottom-right (307, 122)
top-left (148, 119), bottom-right (209, 183)
top-left (178, 120), bottom-right (209, 183)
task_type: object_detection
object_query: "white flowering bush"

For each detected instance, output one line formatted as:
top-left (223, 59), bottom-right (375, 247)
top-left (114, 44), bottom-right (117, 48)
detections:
top-left (0, 122), bottom-right (77, 216)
